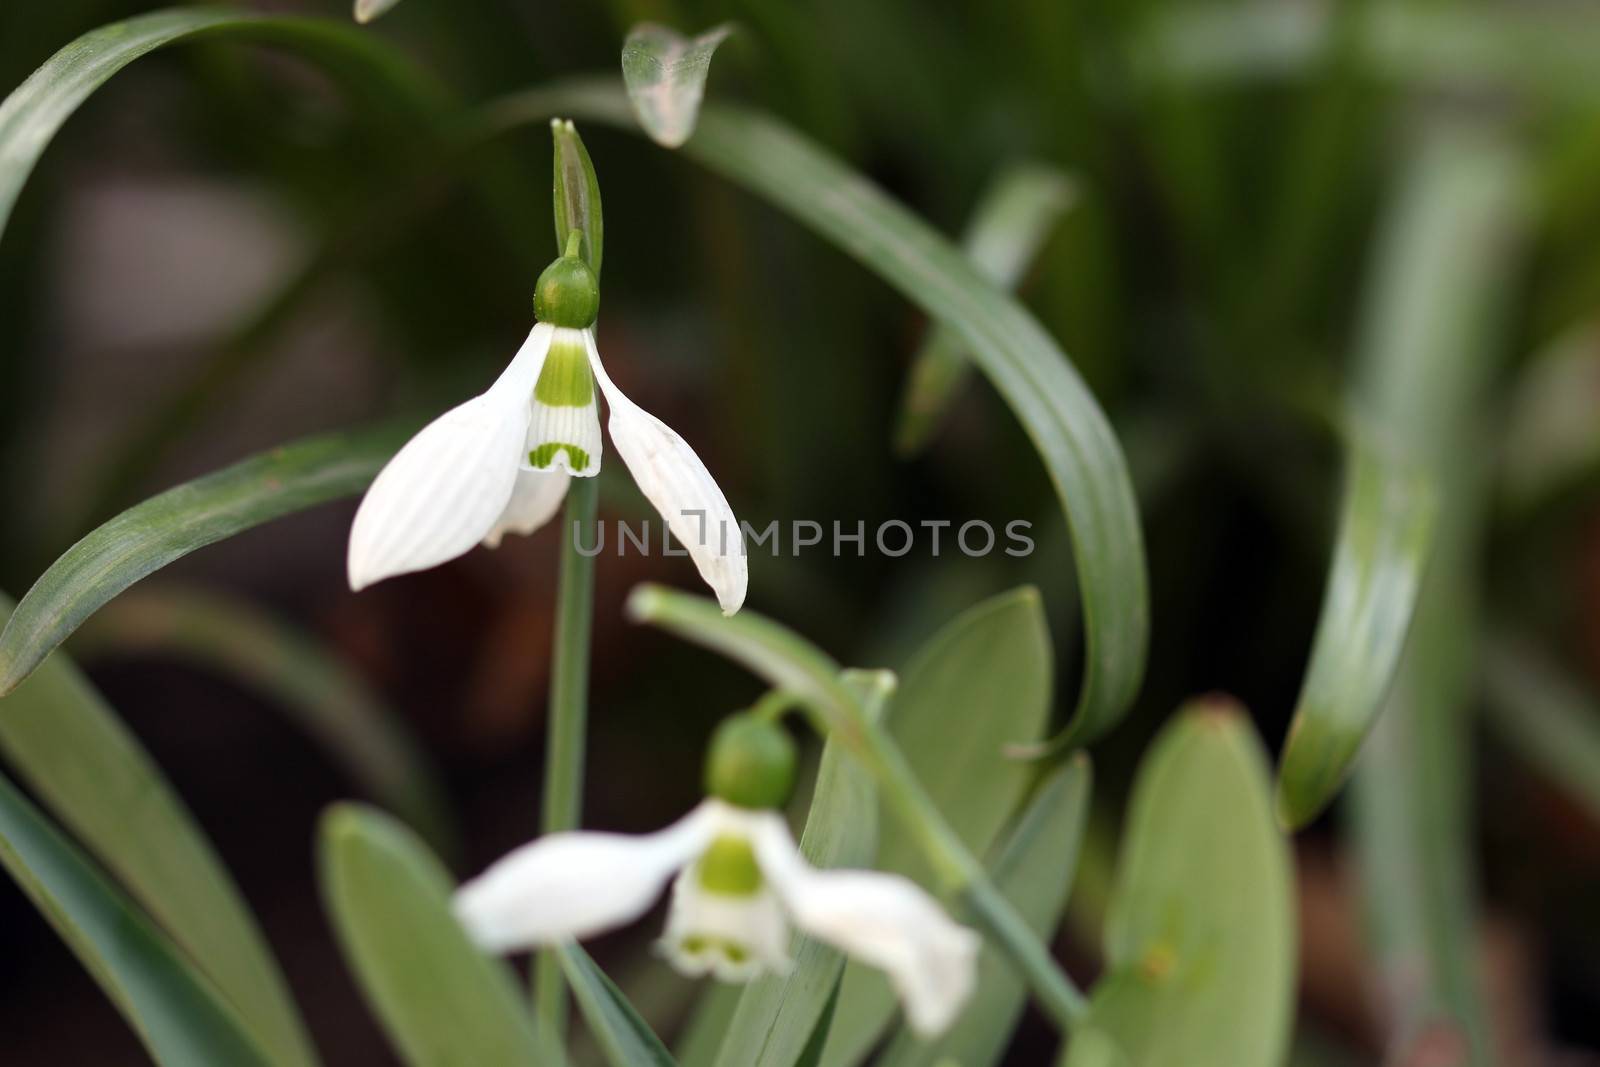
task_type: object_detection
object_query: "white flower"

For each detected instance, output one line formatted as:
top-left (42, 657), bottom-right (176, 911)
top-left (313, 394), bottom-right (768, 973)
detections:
top-left (347, 322), bottom-right (746, 613)
top-left (453, 798), bottom-right (980, 1036)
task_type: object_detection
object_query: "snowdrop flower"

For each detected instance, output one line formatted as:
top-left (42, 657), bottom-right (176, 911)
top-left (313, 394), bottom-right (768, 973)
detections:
top-left (453, 715), bottom-right (980, 1036)
top-left (347, 237), bottom-right (746, 613)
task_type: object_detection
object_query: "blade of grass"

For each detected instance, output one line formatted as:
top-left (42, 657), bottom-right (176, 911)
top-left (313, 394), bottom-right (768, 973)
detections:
top-left (1348, 121), bottom-right (1526, 1065)
top-left (1481, 633), bottom-right (1600, 823)
top-left (894, 164), bottom-right (1076, 455)
top-left (0, 767), bottom-right (276, 1067)
top-left (72, 585), bottom-right (453, 852)
top-left (0, 422), bottom-right (408, 696)
top-left (0, 592), bottom-right (315, 1066)
top-left (558, 944), bottom-right (679, 1067)
top-left (485, 80), bottom-right (1149, 753)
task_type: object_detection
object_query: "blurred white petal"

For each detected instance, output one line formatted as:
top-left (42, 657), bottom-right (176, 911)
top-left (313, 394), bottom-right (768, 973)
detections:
top-left (453, 801), bottom-right (717, 953)
top-left (483, 469), bottom-right (570, 548)
top-left (752, 817), bottom-right (980, 1037)
top-left (347, 324), bottom-right (551, 590)
top-left (658, 867), bottom-right (792, 982)
top-left (586, 329), bottom-right (747, 614)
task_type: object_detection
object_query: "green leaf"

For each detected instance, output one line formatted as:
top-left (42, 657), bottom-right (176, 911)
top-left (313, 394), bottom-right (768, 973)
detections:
top-left (1275, 438), bottom-right (1436, 828)
top-left (711, 670), bottom-right (889, 1067)
top-left (622, 23), bottom-right (734, 148)
top-left (553, 119), bottom-right (604, 277)
top-left (0, 767), bottom-right (275, 1067)
top-left (1063, 700), bottom-right (1294, 1067)
top-left (1482, 633), bottom-right (1600, 823)
top-left (559, 944), bottom-right (679, 1067)
top-left (822, 588), bottom-right (1055, 1066)
top-left (0, 8), bottom-right (440, 249)
top-left (877, 756), bottom-right (1094, 1067)
top-left (0, 592), bottom-right (315, 1066)
top-left (0, 423), bottom-right (406, 696)
top-left (74, 585), bottom-right (454, 853)
top-left (896, 164), bottom-right (1077, 455)
top-left (318, 804), bottom-right (549, 1067)
top-left (489, 82), bottom-right (1149, 751)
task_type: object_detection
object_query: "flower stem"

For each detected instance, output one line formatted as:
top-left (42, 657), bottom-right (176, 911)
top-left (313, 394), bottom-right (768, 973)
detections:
top-left (534, 476), bottom-right (599, 1038)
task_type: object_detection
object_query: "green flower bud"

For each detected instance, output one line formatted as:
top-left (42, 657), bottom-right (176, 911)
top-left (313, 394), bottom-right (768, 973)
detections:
top-left (704, 713), bottom-right (797, 810)
top-left (534, 244), bottom-right (600, 329)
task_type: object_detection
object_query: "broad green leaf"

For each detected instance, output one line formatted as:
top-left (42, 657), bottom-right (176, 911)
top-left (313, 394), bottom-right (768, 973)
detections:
top-left (0, 423), bottom-right (406, 696)
top-left (0, 8), bottom-right (440, 248)
top-left (0, 767), bottom-right (275, 1067)
top-left (1349, 125), bottom-right (1525, 1066)
top-left (0, 593), bottom-right (315, 1066)
top-left (1482, 634), bottom-right (1600, 822)
top-left (559, 944), bottom-right (678, 1067)
top-left (490, 82), bottom-right (1149, 750)
top-left (318, 804), bottom-right (548, 1067)
top-left (896, 165), bottom-right (1076, 455)
top-left (711, 671), bottom-right (890, 1067)
top-left (621, 23), bottom-right (734, 148)
top-left (1063, 700), bottom-right (1294, 1067)
top-left (1275, 438), bottom-right (1435, 828)
top-left (76, 585), bottom-right (453, 852)
top-left (877, 756), bottom-right (1093, 1067)
top-left (553, 119), bottom-right (604, 277)
top-left (823, 588), bottom-right (1054, 1066)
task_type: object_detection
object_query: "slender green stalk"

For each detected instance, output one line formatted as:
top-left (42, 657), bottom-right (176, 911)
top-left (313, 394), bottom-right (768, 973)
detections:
top-left (535, 477), bottom-right (599, 1038)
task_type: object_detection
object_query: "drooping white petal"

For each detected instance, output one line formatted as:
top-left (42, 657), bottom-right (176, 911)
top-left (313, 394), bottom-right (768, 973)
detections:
top-left (483, 468), bottom-right (570, 548)
top-left (584, 329), bottom-right (747, 615)
top-left (453, 800), bottom-right (719, 953)
top-left (347, 324), bottom-right (553, 590)
top-left (751, 816), bottom-right (980, 1037)
top-left (657, 867), bottom-right (792, 982)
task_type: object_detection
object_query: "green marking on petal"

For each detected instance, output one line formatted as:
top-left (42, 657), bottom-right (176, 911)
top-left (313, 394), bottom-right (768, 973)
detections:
top-left (528, 443), bottom-right (592, 470)
top-left (534, 336), bottom-right (595, 406)
top-left (696, 835), bottom-right (763, 896)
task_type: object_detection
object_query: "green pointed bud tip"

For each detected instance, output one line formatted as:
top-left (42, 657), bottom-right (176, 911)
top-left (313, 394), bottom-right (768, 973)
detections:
top-left (704, 714), bottom-right (797, 810)
top-left (533, 253), bottom-right (599, 329)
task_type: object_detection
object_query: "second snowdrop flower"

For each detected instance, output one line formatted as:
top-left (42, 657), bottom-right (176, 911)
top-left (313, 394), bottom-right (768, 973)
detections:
top-left (453, 714), bottom-right (980, 1036)
top-left (346, 230), bottom-right (747, 613)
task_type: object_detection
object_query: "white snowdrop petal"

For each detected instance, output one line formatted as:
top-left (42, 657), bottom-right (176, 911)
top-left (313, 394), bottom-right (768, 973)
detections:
top-left (584, 330), bottom-right (747, 614)
top-left (347, 324), bottom-right (554, 590)
top-left (524, 327), bottom-right (603, 476)
top-left (483, 468), bottom-right (571, 548)
top-left (752, 817), bottom-right (980, 1037)
top-left (657, 868), bottom-right (792, 982)
top-left (453, 801), bottom-right (719, 953)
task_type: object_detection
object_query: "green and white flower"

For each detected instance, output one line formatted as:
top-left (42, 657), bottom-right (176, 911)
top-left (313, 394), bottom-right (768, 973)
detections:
top-left (452, 797), bottom-right (980, 1035)
top-left (346, 247), bottom-right (746, 613)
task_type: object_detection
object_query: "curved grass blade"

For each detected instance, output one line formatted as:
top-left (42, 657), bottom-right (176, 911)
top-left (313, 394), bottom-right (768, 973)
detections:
top-left (318, 804), bottom-right (550, 1067)
top-left (0, 422), bottom-right (407, 696)
top-left (896, 164), bottom-right (1077, 455)
top-left (622, 23), bottom-right (734, 148)
top-left (877, 755), bottom-right (1093, 1067)
top-left (1275, 438), bottom-right (1435, 828)
top-left (75, 585), bottom-right (453, 852)
top-left (711, 671), bottom-right (889, 1067)
top-left (0, 8), bottom-right (441, 248)
top-left (487, 81), bottom-right (1149, 753)
top-left (558, 945), bottom-right (679, 1067)
top-left (1063, 699), bottom-right (1294, 1067)
top-left (0, 767), bottom-right (275, 1067)
top-left (1348, 124), bottom-right (1525, 1067)
top-left (822, 588), bottom-right (1055, 1065)
top-left (0, 592), bottom-right (315, 1066)
top-left (1482, 633), bottom-right (1600, 823)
